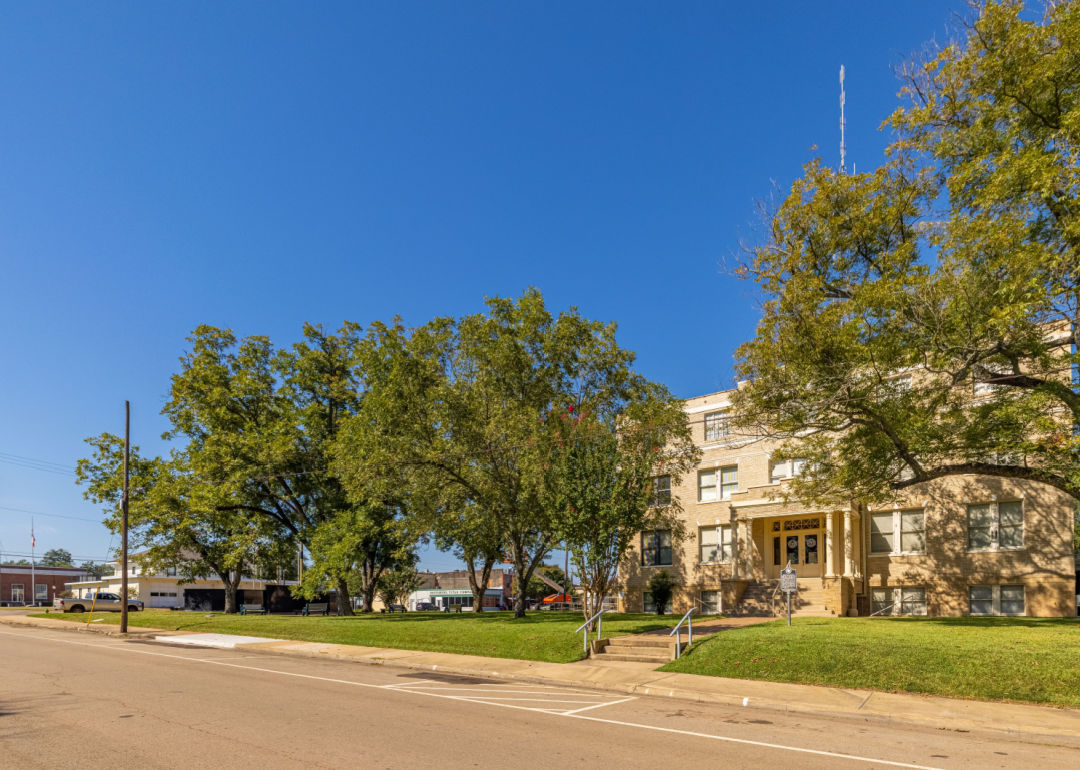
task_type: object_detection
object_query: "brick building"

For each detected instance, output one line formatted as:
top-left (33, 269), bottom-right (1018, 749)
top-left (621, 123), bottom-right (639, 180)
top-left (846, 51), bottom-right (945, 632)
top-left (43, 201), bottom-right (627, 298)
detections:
top-left (619, 388), bottom-right (1078, 618)
top-left (0, 564), bottom-right (88, 606)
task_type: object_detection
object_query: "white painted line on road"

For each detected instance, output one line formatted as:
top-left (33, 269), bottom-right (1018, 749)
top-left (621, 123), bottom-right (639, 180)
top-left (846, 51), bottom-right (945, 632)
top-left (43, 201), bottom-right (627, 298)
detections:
top-left (0, 629), bottom-right (942, 770)
top-left (386, 685), bottom-right (610, 697)
top-left (563, 696), bottom-right (638, 715)
top-left (413, 696), bottom-right (604, 704)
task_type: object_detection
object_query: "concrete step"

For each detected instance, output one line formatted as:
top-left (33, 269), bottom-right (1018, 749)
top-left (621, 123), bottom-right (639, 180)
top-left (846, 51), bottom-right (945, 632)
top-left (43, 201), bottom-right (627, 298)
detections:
top-left (607, 637), bottom-right (670, 649)
top-left (595, 651), bottom-right (670, 664)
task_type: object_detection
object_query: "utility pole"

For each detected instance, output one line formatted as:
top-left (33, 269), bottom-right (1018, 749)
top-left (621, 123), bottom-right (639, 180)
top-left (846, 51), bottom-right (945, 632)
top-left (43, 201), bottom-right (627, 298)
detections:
top-left (121, 400), bottom-right (130, 634)
top-left (30, 519), bottom-right (35, 606)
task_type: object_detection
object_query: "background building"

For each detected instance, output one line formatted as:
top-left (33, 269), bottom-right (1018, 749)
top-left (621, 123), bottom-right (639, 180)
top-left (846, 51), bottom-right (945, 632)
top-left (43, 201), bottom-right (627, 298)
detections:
top-left (619, 389), bottom-right (1079, 618)
top-left (0, 564), bottom-right (88, 606)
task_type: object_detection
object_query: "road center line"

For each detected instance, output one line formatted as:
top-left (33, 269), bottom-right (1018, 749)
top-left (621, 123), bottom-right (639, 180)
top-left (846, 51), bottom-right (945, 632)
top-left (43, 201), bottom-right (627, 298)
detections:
top-left (0, 629), bottom-right (941, 769)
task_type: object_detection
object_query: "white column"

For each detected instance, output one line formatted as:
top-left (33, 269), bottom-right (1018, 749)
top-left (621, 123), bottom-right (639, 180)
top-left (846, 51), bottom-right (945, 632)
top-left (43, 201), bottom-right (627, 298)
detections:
top-left (825, 512), bottom-right (835, 577)
top-left (730, 512), bottom-right (740, 581)
top-left (843, 511), bottom-right (854, 577)
top-left (739, 518), bottom-right (751, 578)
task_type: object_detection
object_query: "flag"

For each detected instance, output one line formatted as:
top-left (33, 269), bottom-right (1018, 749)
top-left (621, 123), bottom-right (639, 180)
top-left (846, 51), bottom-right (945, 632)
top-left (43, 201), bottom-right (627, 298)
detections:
top-left (31, 522), bottom-right (35, 549)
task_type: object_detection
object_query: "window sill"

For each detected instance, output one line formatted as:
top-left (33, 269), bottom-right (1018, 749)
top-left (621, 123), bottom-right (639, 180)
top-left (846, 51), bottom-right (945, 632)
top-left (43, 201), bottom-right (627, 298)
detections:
top-left (640, 564), bottom-right (674, 569)
top-left (966, 547), bottom-right (1026, 554)
top-left (698, 561), bottom-right (731, 566)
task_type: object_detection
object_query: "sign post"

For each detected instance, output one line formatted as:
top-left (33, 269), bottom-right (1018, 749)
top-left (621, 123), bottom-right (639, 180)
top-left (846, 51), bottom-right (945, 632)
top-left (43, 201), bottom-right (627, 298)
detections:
top-left (779, 564), bottom-right (797, 627)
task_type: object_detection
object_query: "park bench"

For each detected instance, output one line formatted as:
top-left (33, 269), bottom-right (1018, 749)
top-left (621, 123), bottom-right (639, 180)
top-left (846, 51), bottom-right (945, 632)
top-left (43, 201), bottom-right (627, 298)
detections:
top-left (239, 603), bottom-right (266, 615)
top-left (381, 604), bottom-right (407, 613)
top-left (441, 604), bottom-right (464, 613)
top-left (302, 602), bottom-right (329, 616)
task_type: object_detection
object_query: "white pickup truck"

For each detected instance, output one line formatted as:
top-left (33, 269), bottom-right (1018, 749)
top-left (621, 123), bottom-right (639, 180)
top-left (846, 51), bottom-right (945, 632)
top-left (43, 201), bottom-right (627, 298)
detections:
top-left (53, 593), bottom-right (143, 613)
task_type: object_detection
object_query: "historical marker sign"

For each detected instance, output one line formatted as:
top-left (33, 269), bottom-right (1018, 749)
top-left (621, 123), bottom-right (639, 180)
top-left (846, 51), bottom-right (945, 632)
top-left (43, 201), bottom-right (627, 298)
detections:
top-left (779, 566), bottom-right (798, 593)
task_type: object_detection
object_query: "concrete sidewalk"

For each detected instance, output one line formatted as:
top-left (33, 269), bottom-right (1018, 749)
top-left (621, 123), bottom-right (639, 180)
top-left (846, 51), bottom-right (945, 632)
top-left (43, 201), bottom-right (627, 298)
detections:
top-left (5, 612), bottom-right (1079, 746)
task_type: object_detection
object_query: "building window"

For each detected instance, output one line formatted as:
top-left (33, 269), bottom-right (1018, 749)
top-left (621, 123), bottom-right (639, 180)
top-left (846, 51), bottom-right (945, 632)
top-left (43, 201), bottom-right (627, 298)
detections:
top-left (870, 509), bottom-right (925, 554)
top-left (871, 587), bottom-right (927, 616)
top-left (641, 530), bottom-right (672, 567)
top-left (900, 587), bottom-right (927, 616)
top-left (1000, 585), bottom-right (1025, 616)
top-left (720, 466), bottom-right (737, 499)
top-left (699, 466), bottom-right (737, 502)
top-left (969, 586), bottom-right (993, 615)
top-left (770, 458), bottom-right (806, 483)
top-left (870, 513), bottom-right (894, 553)
top-left (700, 590), bottom-right (721, 615)
top-left (870, 588), bottom-right (891, 615)
top-left (649, 475), bottom-right (671, 507)
top-left (643, 591), bottom-right (673, 614)
top-left (11, 584), bottom-right (24, 603)
top-left (967, 501), bottom-right (1023, 551)
top-left (699, 470), bottom-right (717, 502)
top-left (970, 585), bottom-right (1025, 616)
top-left (35, 584), bottom-right (48, 601)
top-left (704, 411), bottom-right (730, 441)
top-left (699, 525), bottom-right (732, 563)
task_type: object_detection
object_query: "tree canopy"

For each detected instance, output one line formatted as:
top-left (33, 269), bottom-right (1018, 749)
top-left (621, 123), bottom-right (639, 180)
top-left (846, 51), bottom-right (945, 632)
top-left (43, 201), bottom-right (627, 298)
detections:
top-left (41, 548), bottom-right (73, 567)
top-left (336, 289), bottom-right (676, 617)
top-left (733, 0), bottom-right (1080, 505)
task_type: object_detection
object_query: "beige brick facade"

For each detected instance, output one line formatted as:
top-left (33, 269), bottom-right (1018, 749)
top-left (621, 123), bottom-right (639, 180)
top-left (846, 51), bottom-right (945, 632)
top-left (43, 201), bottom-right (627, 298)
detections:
top-left (618, 389), bottom-right (1079, 618)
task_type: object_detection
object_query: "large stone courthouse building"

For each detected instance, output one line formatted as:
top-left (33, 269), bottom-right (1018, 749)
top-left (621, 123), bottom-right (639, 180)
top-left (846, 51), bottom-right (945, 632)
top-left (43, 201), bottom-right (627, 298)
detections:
top-left (618, 387), bottom-right (1078, 618)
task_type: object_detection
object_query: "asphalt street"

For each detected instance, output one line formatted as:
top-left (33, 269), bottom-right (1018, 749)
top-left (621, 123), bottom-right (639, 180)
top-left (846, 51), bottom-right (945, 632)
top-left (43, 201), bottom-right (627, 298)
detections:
top-left (1, 626), bottom-right (1076, 769)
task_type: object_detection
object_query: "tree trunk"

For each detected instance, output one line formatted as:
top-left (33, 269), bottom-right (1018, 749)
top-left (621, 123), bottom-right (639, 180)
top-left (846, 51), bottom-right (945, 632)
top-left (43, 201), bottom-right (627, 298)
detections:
top-left (512, 543), bottom-right (528, 618)
top-left (361, 580), bottom-right (378, 614)
top-left (465, 553), bottom-right (495, 613)
top-left (223, 570), bottom-right (243, 614)
top-left (337, 576), bottom-right (355, 616)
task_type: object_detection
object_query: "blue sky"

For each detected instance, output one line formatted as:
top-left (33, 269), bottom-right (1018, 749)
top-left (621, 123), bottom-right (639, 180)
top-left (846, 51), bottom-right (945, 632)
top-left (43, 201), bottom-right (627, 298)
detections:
top-left (0, 1), bottom-right (969, 570)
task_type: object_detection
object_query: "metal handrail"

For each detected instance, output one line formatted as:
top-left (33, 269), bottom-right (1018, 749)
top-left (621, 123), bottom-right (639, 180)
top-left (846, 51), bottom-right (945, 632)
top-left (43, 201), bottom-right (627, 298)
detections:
top-left (576, 608), bottom-right (612, 654)
top-left (668, 607), bottom-right (697, 659)
top-left (869, 602), bottom-right (896, 617)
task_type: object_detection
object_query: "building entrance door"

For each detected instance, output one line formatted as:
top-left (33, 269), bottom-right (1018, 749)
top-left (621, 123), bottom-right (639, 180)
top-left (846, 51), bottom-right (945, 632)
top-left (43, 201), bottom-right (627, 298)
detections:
top-left (769, 521), bottom-right (824, 579)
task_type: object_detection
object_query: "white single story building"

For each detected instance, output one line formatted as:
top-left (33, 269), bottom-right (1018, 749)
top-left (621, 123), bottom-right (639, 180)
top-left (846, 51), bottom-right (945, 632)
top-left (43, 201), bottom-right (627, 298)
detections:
top-left (408, 587), bottom-right (505, 611)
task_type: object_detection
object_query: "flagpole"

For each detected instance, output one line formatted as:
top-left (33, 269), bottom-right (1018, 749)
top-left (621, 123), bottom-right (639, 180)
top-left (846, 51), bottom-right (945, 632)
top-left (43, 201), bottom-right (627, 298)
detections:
top-left (121, 400), bottom-right (130, 634)
top-left (30, 518), bottom-right (35, 607)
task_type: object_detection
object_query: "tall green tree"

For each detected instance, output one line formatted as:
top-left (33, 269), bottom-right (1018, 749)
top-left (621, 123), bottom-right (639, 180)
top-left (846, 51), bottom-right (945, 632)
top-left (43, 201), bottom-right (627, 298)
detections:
top-left (734, 0), bottom-right (1080, 505)
top-left (338, 290), bottom-right (657, 618)
top-left (79, 560), bottom-right (112, 579)
top-left (545, 391), bottom-right (699, 619)
top-left (161, 323), bottom-right (405, 615)
top-left (377, 562), bottom-right (421, 608)
top-left (298, 504), bottom-right (415, 613)
top-left (76, 435), bottom-right (287, 614)
top-left (40, 549), bottom-right (73, 567)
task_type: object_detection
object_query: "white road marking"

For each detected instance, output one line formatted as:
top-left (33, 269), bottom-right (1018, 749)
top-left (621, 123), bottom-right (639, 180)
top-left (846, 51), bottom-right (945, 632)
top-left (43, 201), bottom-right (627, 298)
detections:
top-left (0, 629), bottom-right (942, 769)
top-left (563, 696), bottom-right (638, 715)
top-left (386, 685), bottom-right (609, 697)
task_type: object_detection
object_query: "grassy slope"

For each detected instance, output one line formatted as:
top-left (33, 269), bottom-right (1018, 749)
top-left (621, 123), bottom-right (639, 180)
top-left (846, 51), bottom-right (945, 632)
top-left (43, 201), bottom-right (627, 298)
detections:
top-left (35, 609), bottom-right (677, 664)
top-left (662, 616), bottom-right (1080, 707)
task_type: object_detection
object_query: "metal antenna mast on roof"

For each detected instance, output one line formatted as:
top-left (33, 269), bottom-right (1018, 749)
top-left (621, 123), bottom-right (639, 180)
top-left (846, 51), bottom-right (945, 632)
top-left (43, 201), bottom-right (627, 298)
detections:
top-left (839, 65), bottom-right (847, 174)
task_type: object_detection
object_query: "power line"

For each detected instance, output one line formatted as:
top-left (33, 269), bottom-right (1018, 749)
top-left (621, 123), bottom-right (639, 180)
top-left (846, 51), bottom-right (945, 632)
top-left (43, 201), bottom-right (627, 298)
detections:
top-left (0, 453), bottom-right (77, 477)
top-left (0, 551), bottom-right (115, 563)
top-left (0, 450), bottom-right (73, 472)
top-left (0, 504), bottom-right (102, 524)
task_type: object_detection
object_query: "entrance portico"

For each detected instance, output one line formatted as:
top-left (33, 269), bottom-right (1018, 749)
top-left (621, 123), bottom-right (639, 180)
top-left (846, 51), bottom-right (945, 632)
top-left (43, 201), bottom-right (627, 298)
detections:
top-left (727, 505), bottom-right (863, 616)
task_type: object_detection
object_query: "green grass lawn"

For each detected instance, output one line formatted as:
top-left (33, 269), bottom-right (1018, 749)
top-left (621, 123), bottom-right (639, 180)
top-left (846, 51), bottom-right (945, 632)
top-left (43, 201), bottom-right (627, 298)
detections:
top-left (34, 609), bottom-right (678, 663)
top-left (662, 616), bottom-right (1080, 707)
